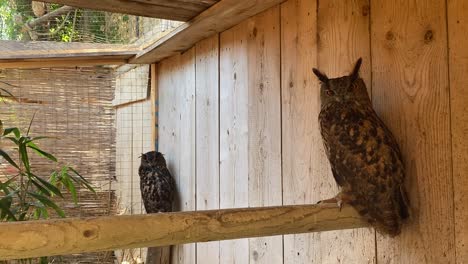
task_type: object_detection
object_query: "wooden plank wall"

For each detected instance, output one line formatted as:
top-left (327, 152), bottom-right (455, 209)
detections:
top-left (155, 0), bottom-right (467, 263)
top-left (448, 1), bottom-right (468, 262)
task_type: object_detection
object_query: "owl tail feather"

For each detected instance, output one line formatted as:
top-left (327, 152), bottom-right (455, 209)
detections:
top-left (395, 185), bottom-right (410, 220)
top-left (373, 207), bottom-right (402, 237)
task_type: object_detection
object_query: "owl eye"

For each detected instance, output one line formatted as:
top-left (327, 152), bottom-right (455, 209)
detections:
top-left (326, 90), bottom-right (335, 96)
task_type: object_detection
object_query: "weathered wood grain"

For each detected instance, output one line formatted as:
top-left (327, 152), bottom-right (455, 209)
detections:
top-left (158, 53), bottom-right (182, 264)
top-left (0, 57), bottom-right (128, 69)
top-left (195, 34), bottom-right (220, 264)
top-left (151, 64), bottom-right (158, 151)
top-left (245, 7), bottom-right (283, 264)
top-left (371, 0), bottom-right (455, 263)
top-left (219, 17), bottom-right (250, 264)
top-left (447, 1), bottom-right (468, 263)
top-left (173, 48), bottom-right (196, 264)
top-left (40, 0), bottom-right (219, 21)
top-left (0, 204), bottom-right (366, 260)
top-left (315, 1), bottom-right (376, 263)
top-left (280, 0), bottom-right (322, 262)
top-left (131, 0), bottom-right (287, 64)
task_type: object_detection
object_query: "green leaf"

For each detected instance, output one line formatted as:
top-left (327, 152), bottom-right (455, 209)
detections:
top-left (3, 136), bottom-right (19, 145)
top-left (30, 178), bottom-right (51, 197)
top-left (40, 256), bottom-right (48, 264)
top-left (0, 177), bottom-right (16, 194)
top-left (26, 111), bottom-right (37, 136)
top-left (69, 167), bottom-right (95, 193)
top-left (19, 143), bottom-right (30, 172)
top-left (33, 174), bottom-right (63, 198)
top-left (28, 192), bottom-right (65, 218)
top-left (27, 142), bottom-right (57, 162)
top-left (0, 149), bottom-right (19, 169)
top-left (62, 175), bottom-right (77, 203)
top-left (3, 127), bottom-right (20, 138)
top-left (49, 171), bottom-right (58, 185)
top-left (0, 193), bottom-right (17, 221)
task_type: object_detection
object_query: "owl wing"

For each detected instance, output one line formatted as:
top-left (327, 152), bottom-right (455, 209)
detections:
top-left (320, 101), bottom-right (409, 234)
top-left (140, 169), bottom-right (159, 213)
top-left (154, 167), bottom-right (176, 212)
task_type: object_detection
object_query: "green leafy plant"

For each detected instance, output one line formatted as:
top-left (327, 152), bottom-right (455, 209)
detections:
top-left (0, 121), bottom-right (96, 222)
top-left (0, 92), bottom-right (95, 222)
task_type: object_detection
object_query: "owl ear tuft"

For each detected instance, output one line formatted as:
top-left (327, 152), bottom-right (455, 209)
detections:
top-left (312, 68), bottom-right (329, 83)
top-left (350, 58), bottom-right (362, 81)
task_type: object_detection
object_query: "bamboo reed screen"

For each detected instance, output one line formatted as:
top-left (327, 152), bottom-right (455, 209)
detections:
top-left (0, 66), bottom-right (117, 263)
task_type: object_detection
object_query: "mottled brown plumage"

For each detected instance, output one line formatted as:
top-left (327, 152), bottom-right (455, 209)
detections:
top-left (139, 151), bottom-right (175, 213)
top-left (313, 58), bottom-right (410, 236)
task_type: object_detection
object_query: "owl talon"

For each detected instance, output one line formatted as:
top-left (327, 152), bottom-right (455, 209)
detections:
top-left (317, 196), bottom-right (345, 211)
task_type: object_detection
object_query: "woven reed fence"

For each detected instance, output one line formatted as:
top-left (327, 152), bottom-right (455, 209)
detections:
top-left (0, 66), bottom-right (117, 263)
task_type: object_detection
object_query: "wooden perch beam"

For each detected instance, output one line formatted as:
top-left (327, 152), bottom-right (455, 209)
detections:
top-left (39, 0), bottom-right (220, 21)
top-left (0, 204), bottom-right (367, 260)
top-left (130, 0), bottom-right (287, 64)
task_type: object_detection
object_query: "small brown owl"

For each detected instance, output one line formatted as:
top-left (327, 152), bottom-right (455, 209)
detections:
top-left (139, 151), bottom-right (175, 213)
top-left (313, 58), bottom-right (410, 236)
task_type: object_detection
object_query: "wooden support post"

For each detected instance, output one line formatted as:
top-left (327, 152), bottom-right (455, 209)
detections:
top-left (0, 204), bottom-right (366, 260)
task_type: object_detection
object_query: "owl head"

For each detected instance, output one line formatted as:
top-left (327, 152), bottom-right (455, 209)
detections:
top-left (140, 151), bottom-right (167, 168)
top-left (312, 58), bottom-right (370, 106)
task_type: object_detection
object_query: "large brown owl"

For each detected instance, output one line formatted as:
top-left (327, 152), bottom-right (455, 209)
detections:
top-left (312, 59), bottom-right (410, 236)
top-left (139, 151), bottom-right (175, 213)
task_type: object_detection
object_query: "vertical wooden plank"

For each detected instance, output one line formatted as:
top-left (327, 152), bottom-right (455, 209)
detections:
top-left (151, 64), bottom-right (158, 151)
top-left (220, 6), bottom-right (282, 264)
top-left (177, 48), bottom-right (196, 264)
top-left (246, 7), bottom-right (283, 264)
top-left (280, 0), bottom-right (321, 263)
top-left (448, 2), bottom-right (468, 263)
top-left (158, 49), bottom-right (197, 264)
top-left (371, 1), bottom-right (455, 263)
top-left (219, 15), bottom-right (250, 264)
top-left (195, 34), bottom-right (220, 264)
top-left (315, 0), bottom-right (376, 263)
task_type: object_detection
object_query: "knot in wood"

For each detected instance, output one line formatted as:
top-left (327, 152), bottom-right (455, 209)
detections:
top-left (424, 30), bottom-right (434, 43)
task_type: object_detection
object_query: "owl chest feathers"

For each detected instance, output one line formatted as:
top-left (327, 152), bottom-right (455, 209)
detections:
top-left (318, 100), bottom-right (405, 194)
top-left (139, 166), bottom-right (175, 213)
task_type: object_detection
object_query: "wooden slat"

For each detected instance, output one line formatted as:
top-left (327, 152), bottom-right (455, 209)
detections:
top-left (0, 40), bottom-right (137, 59)
top-left (158, 49), bottom-right (196, 264)
top-left (447, 1), bottom-right (468, 263)
top-left (0, 204), bottom-right (366, 261)
top-left (176, 48), bottom-right (196, 264)
top-left (151, 64), bottom-right (158, 151)
top-left (219, 16), bottom-right (249, 264)
top-left (195, 35), bottom-right (220, 264)
top-left (131, 0), bottom-right (287, 64)
top-left (280, 0), bottom-right (322, 263)
top-left (315, 0), bottom-right (376, 263)
top-left (158, 53), bottom-right (181, 264)
top-left (0, 57), bottom-right (128, 69)
top-left (245, 7), bottom-right (283, 264)
top-left (40, 0), bottom-right (220, 21)
top-left (371, 0), bottom-right (455, 263)
top-left (0, 39), bottom-right (135, 68)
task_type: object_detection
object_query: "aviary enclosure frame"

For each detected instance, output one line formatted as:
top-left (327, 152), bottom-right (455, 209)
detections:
top-left (0, 0), bottom-right (467, 263)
